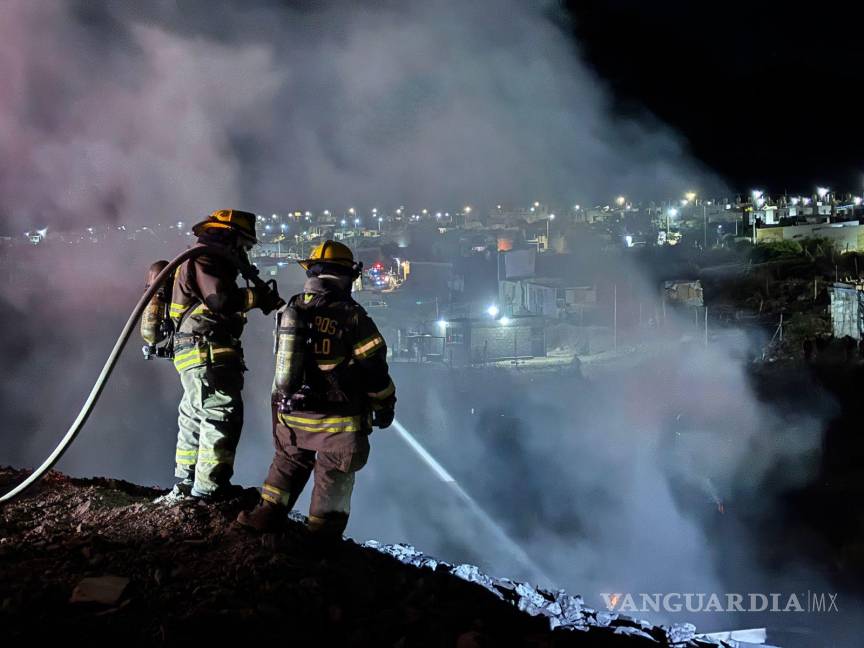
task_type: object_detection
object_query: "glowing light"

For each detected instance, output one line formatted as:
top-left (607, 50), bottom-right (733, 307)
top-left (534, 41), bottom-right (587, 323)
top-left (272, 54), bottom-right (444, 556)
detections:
top-left (437, 319), bottom-right (448, 330)
top-left (667, 208), bottom-right (678, 217)
top-left (573, 204), bottom-right (581, 210)
top-left (817, 186), bottom-right (829, 199)
top-left (486, 305), bottom-right (499, 317)
top-left (500, 316), bottom-right (511, 326)
top-left (751, 189), bottom-right (763, 201)
top-left (855, 197), bottom-right (863, 206)
top-left (625, 235), bottom-right (633, 247)
top-left (533, 201), bottom-right (540, 208)
top-left (348, 207), bottom-right (356, 215)
top-left (549, 213), bottom-right (555, 220)
top-left (615, 196), bottom-right (626, 206)
top-left (685, 191), bottom-right (697, 203)
top-left (463, 205), bottom-right (472, 214)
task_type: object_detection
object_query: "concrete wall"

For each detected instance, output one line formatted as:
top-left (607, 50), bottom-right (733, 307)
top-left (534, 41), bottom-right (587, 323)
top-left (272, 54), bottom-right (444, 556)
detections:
top-left (755, 221), bottom-right (863, 251)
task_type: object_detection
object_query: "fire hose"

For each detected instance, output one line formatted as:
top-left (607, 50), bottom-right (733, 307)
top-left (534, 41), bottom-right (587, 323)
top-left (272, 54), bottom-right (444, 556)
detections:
top-left (0, 246), bottom-right (281, 504)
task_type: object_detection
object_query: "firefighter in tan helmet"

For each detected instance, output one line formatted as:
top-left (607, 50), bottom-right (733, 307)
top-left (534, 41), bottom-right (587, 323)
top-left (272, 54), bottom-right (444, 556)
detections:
top-left (237, 240), bottom-right (396, 539)
top-left (155, 209), bottom-right (282, 503)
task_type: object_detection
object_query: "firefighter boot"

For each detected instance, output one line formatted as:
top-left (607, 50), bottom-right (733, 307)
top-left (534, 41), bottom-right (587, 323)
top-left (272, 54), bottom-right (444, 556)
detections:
top-left (236, 500), bottom-right (287, 532)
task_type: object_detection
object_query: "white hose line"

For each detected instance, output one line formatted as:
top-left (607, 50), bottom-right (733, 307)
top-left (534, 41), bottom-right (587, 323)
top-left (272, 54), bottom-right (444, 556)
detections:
top-left (0, 246), bottom-right (245, 504)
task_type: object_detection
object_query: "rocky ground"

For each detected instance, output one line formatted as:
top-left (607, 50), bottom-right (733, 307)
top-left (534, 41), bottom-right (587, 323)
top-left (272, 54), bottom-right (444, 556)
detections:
top-left (0, 467), bottom-right (742, 647)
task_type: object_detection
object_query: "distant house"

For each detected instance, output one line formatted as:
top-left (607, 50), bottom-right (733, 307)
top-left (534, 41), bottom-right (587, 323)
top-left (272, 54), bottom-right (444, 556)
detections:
top-left (663, 280), bottom-right (704, 308)
top-left (440, 316), bottom-right (547, 367)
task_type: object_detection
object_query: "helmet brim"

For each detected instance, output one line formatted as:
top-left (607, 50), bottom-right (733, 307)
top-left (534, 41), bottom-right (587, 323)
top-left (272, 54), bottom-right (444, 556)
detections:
top-left (192, 219), bottom-right (257, 245)
top-left (297, 258), bottom-right (355, 271)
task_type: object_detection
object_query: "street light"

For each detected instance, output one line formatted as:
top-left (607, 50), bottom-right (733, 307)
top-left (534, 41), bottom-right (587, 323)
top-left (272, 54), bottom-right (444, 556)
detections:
top-left (666, 208), bottom-right (678, 236)
top-left (500, 316), bottom-right (510, 326)
top-left (546, 213), bottom-right (555, 250)
top-left (487, 305), bottom-right (499, 318)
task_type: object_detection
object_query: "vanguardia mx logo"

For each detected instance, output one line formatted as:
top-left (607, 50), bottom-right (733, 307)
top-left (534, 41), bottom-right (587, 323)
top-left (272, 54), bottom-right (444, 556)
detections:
top-left (600, 592), bottom-right (840, 613)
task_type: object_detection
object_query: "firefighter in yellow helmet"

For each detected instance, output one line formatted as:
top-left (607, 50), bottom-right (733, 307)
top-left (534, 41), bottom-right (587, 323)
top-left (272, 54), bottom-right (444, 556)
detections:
top-left (237, 240), bottom-right (396, 539)
top-left (155, 209), bottom-right (282, 504)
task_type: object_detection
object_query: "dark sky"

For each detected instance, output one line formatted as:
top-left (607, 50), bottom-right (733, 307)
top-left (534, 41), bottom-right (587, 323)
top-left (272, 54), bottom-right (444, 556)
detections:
top-left (565, 0), bottom-right (864, 194)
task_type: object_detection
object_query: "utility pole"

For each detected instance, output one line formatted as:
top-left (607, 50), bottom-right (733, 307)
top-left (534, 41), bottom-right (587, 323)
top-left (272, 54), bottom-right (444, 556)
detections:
top-left (613, 284), bottom-right (618, 352)
top-left (703, 203), bottom-right (707, 249)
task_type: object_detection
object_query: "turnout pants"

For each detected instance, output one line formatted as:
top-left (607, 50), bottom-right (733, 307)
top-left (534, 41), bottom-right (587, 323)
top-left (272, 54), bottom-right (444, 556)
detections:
top-left (261, 422), bottom-right (370, 538)
top-left (175, 365), bottom-right (244, 496)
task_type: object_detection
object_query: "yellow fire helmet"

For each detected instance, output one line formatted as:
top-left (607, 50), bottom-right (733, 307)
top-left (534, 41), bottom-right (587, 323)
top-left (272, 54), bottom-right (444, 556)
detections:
top-left (191, 209), bottom-right (258, 245)
top-left (299, 239), bottom-right (358, 271)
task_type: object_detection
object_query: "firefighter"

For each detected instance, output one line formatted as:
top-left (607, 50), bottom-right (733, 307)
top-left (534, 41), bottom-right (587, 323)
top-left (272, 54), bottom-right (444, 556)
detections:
top-left (237, 240), bottom-right (396, 539)
top-left (156, 209), bottom-right (282, 503)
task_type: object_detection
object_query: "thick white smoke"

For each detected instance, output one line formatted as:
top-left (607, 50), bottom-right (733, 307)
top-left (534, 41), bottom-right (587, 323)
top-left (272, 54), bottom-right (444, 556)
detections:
top-left (1, 0), bottom-right (718, 237)
top-left (2, 1), bottom-right (851, 642)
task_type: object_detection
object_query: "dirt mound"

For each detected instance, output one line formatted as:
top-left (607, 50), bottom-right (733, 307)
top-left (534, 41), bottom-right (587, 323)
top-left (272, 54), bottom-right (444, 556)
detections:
top-left (0, 468), bottom-right (725, 646)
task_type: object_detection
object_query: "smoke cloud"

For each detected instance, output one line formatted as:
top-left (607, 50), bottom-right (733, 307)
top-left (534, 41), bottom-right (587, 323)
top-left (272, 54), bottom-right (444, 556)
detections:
top-left (2, 1), bottom-right (854, 643)
top-left (1, 0), bottom-right (718, 235)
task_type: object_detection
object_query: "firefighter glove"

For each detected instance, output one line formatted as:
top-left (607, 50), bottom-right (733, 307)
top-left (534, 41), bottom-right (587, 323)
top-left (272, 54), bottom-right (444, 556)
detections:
top-left (255, 281), bottom-right (283, 315)
top-left (373, 407), bottom-right (395, 430)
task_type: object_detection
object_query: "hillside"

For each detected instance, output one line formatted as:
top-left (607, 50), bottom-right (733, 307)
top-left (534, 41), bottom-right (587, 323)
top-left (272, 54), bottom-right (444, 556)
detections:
top-left (0, 468), bottom-right (738, 646)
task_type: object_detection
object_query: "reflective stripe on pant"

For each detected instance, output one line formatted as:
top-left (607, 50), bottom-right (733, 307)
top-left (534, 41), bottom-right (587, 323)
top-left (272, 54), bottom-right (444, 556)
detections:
top-left (175, 365), bottom-right (244, 495)
top-left (263, 425), bottom-right (369, 537)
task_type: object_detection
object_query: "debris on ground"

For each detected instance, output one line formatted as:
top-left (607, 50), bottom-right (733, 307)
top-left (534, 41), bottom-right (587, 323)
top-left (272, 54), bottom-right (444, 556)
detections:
top-left (0, 467), bottom-right (744, 646)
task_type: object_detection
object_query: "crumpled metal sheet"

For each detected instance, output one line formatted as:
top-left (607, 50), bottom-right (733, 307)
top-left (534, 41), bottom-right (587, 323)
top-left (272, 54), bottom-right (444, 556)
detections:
top-left (361, 540), bottom-right (733, 647)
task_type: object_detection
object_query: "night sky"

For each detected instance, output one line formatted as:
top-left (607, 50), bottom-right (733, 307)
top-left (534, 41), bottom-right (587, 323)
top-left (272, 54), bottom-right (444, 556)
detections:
top-left (566, 1), bottom-right (864, 194)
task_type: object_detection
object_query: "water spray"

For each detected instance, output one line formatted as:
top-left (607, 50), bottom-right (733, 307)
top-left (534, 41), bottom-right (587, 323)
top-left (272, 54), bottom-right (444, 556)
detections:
top-left (392, 419), bottom-right (554, 586)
